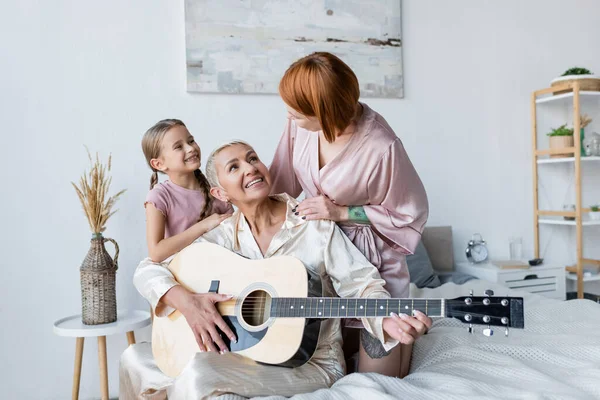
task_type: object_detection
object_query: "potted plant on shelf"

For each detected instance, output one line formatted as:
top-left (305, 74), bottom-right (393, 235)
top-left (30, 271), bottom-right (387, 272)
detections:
top-left (551, 67), bottom-right (600, 95)
top-left (547, 124), bottom-right (574, 158)
top-left (590, 205), bottom-right (600, 221)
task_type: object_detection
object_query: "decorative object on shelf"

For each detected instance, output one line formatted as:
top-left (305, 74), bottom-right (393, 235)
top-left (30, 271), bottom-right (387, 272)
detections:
top-left (547, 124), bottom-right (574, 158)
top-left (580, 114), bottom-right (592, 156)
top-left (584, 131), bottom-right (600, 156)
top-left (465, 233), bottom-right (488, 264)
top-left (590, 205), bottom-right (600, 221)
top-left (551, 67), bottom-right (600, 95)
top-left (528, 258), bottom-right (544, 266)
top-left (72, 150), bottom-right (126, 325)
top-left (563, 204), bottom-right (576, 221)
top-left (568, 265), bottom-right (600, 278)
top-left (508, 236), bottom-right (523, 260)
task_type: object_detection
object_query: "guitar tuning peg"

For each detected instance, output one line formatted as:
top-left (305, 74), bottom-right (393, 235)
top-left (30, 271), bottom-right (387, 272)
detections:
top-left (484, 289), bottom-right (494, 297)
top-left (469, 289), bottom-right (473, 296)
top-left (505, 327), bottom-right (509, 337)
top-left (468, 323), bottom-right (473, 334)
top-left (483, 326), bottom-right (494, 337)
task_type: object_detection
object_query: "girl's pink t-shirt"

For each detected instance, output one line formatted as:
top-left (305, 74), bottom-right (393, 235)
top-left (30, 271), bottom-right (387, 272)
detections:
top-left (145, 180), bottom-right (233, 238)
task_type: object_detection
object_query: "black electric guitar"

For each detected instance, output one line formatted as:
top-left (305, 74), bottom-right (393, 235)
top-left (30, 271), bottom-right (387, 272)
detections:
top-left (152, 243), bottom-right (525, 377)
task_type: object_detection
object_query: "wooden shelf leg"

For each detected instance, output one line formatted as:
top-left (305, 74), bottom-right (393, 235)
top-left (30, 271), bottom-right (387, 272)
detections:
top-left (72, 337), bottom-right (84, 400)
top-left (126, 331), bottom-right (136, 346)
top-left (98, 336), bottom-right (109, 400)
top-left (574, 82), bottom-right (584, 300)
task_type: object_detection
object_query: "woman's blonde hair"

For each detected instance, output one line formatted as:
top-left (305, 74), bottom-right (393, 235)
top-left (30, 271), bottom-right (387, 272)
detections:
top-left (279, 52), bottom-right (360, 143)
top-left (205, 140), bottom-right (254, 252)
top-left (141, 119), bottom-right (213, 221)
top-left (205, 140), bottom-right (253, 188)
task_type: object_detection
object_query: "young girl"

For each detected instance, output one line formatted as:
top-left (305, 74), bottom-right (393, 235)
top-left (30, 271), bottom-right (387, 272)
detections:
top-left (142, 119), bottom-right (233, 262)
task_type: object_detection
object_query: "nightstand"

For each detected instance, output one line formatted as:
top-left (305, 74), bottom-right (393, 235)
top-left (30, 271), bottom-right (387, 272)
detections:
top-left (456, 262), bottom-right (566, 300)
top-left (53, 309), bottom-right (151, 400)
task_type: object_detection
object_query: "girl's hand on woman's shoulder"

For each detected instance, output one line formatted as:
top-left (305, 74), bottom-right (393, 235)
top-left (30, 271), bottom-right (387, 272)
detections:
top-left (195, 213), bottom-right (232, 235)
top-left (294, 195), bottom-right (348, 222)
top-left (382, 310), bottom-right (432, 345)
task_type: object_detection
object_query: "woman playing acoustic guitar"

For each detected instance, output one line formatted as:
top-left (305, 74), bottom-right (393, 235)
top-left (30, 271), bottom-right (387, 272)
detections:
top-left (124, 141), bottom-right (431, 399)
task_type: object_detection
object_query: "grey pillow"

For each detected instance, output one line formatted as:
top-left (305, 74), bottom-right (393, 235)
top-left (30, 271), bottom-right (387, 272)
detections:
top-left (406, 241), bottom-right (441, 288)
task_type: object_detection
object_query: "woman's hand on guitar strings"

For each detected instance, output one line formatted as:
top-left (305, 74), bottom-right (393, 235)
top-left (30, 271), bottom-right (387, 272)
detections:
top-left (382, 310), bottom-right (432, 345)
top-left (180, 292), bottom-right (237, 354)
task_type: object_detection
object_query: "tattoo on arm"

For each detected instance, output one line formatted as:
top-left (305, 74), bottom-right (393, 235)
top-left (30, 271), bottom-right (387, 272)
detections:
top-left (348, 206), bottom-right (370, 224)
top-left (361, 328), bottom-right (392, 359)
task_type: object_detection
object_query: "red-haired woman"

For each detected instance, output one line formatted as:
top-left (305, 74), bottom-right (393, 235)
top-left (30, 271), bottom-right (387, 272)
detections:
top-left (269, 52), bottom-right (430, 378)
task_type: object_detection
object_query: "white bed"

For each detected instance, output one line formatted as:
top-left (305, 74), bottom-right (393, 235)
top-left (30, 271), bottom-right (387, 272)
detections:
top-left (120, 279), bottom-right (600, 400)
top-left (260, 280), bottom-right (600, 400)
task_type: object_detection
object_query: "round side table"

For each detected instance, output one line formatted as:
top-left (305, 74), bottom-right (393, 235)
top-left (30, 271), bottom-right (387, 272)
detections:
top-left (53, 309), bottom-right (151, 400)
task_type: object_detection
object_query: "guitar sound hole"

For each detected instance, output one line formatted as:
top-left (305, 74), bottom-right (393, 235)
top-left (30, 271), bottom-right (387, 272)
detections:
top-left (241, 290), bottom-right (271, 327)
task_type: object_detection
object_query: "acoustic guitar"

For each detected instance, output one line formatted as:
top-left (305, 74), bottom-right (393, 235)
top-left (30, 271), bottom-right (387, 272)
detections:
top-left (152, 243), bottom-right (525, 377)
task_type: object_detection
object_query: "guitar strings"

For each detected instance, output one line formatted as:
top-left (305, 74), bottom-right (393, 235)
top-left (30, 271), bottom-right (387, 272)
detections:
top-left (239, 299), bottom-right (509, 308)
top-left (240, 309), bottom-right (514, 323)
top-left (237, 297), bottom-right (517, 322)
top-left (241, 302), bottom-right (507, 312)
top-left (238, 298), bottom-right (512, 307)
top-left (238, 307), bottom-right (512, 323)
top-left (240, 299), bottom-right (509, 309)
top-left (237, 296), bottom-right (515, 303)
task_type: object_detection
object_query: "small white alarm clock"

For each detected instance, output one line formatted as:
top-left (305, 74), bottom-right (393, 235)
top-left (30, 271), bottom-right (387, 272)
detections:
top-left (465, 233), bottom-right (488, 264)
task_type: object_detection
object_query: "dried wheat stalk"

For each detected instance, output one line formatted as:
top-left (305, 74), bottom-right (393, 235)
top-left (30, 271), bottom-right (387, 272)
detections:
top-left (580, 114), bottom-right (592, 129)
top-left (72, 149), bottom-right (126, 233)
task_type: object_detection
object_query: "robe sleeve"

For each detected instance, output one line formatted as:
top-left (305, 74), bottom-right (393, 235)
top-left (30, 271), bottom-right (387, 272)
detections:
top-left (323, 222), bottom-right (399, 352)
top-left (363, 138), bottom-right (429, 255)
top-left (133, 223), bottom-right (233, 317)
top-left (269, 118), bottom-right (303, 198)
top-left (133, 255), bottom-right (178, 317)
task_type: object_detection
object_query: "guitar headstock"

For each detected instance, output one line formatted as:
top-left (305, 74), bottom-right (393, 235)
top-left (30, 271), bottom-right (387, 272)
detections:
top-left (446, 289), bottom-right (524, 336)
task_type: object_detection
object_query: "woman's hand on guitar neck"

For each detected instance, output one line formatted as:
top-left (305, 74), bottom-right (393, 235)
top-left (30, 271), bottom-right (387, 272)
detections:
top-left (163, 286), bottom-right (237, 354)
top-left (383, 310), bottom-right (432, 345)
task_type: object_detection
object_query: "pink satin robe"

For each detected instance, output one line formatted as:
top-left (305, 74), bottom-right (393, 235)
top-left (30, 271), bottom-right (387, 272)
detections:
top-left (269, 102), bottom-right (429, 305)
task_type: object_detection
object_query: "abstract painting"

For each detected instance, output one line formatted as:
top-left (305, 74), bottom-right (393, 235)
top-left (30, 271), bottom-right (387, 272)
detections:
top-left (185, 0), bottom-right (403, 98)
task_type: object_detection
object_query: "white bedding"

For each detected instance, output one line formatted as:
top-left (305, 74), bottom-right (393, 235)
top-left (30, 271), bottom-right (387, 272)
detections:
top-left (255, 280), bottom-right (600, 400)
top-left (121, 280), bottom-right (600, 399)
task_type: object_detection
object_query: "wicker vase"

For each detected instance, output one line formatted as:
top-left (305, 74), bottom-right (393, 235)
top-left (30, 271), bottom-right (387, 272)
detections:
top-left (80, 233), bottom-right (119, 325)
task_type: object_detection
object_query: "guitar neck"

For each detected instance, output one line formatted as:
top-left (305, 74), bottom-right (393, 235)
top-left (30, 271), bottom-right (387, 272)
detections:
top-left (270, 297), bottom-right (445, 319)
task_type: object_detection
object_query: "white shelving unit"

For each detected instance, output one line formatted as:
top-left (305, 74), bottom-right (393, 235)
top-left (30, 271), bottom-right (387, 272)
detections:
top-left (537, 156), bottom-right (600, 164)
top-left (538, 218), bottom-right (600, 226)
top-left (532, 82), bottom-right (600, 299)
top-left (535, 91), bottom-right (600, 105)
top-left (566, 273), bottom-right (600, 283)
